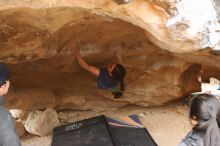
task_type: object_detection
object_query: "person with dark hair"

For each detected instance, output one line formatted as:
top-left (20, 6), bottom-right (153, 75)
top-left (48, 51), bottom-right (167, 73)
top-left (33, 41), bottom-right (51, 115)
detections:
top-left (178, 93), bottom-right (220, 146)
top-left (0, 64), bottom-right (21, 146)
top-left (72, 46), bottom-right (126, 99)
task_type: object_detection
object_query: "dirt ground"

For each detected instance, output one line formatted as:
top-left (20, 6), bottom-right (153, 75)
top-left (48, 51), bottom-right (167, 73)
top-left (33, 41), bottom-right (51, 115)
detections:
top-left (21, 102), bottom-right (191, 146)
top-left (20, 80), bottom-right (220, 146)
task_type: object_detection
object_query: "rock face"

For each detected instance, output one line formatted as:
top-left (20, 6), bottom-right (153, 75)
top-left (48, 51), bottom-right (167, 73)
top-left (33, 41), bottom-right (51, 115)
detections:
top-left (166, 0), bottom-right (220, 48)
top-left (0, 0), bottom-right (220, 111)
top-left (24, 108), bottom-right (59, 136)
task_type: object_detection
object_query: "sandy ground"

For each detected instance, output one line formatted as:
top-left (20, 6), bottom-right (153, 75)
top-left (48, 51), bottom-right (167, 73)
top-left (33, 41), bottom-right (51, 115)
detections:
top-left (20, 81), bottom-right (220, 146)
top-left (21, 102), bottom-right (191, 146)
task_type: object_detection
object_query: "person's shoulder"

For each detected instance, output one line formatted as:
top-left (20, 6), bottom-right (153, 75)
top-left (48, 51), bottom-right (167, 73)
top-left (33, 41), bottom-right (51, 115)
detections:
top-left (178, 131), bottom-right (203, 146)
top-left (0, 105), bottom-right (7, 113)
top-left (0, 105), bottom-right (11, 116)
top-left (177, 142), bottom-right (188, 146)
top-left (190, 131), bottom-right (203, 146)
top-left (0, 106), bottom-right (11, 124)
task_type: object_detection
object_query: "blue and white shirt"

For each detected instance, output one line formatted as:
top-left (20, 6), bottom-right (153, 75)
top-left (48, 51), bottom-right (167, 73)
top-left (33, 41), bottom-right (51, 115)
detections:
top-left (178, 131), bottom-right (203, 146)
top-left (0, 96), bottom-right (21, 146)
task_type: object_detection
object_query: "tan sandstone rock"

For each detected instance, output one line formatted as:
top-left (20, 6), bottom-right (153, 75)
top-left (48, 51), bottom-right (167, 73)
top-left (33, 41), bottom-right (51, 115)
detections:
top-left (24, 108), bottom-right (59, 136)
top-left (0, 0), bottom-right (219, 111)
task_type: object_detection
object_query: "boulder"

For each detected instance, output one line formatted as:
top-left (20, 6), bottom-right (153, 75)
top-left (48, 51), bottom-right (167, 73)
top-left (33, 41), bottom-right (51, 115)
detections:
top-left (24, 108), bottom-right (59, 136)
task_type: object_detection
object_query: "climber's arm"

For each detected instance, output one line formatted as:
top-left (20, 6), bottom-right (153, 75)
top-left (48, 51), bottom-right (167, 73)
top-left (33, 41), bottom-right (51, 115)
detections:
top-left (72, 46), bottom-right (100, 76)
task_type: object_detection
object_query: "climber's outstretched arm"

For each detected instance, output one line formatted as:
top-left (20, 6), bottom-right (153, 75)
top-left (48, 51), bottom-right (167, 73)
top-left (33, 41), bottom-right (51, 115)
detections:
top-left (72, 45), bottom-right (100, 76)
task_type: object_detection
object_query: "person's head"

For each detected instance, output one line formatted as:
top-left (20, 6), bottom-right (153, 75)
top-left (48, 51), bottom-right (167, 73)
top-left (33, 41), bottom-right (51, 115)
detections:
top-left (189, 93), bottom-right (220, 146)
top-left (107, 63), bottom-right (126, 98)
top-left (109, 64), bottom-right (126, 90)
top-left (0, 64), bottom-right (10, 96)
